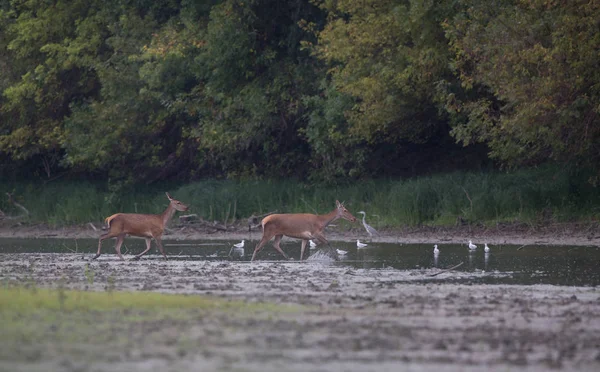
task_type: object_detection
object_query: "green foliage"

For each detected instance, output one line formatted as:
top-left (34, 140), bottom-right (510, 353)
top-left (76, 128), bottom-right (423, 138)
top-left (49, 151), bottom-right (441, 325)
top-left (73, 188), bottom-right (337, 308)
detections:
top-left (1, 166), bottom-right (598, 227)
top-left (303, 0), bottom-right (463, 181)
top-left (0, 0), bottom-right (599, 185)
top-left (444, 0), bottom-right (600, 179)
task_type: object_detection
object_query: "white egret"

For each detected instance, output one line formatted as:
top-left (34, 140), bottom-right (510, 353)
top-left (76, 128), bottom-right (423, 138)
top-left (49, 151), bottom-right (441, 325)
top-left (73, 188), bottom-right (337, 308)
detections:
top-left (468, 240), bottom-right (477, 250)
top-left (484, 243), bottom-right (490, 253)
top-left (336, 249), bottom-right (348, 256)
top-left (357, 211), bottom-right (379, 238)
top-left (357, 239), bottom-right (368, 248)
top-left (434, 244), bottom-right (440, 255)
top-left (309, 240), bottom-right (317, 249)
top-left (234, 240), bottom-right (245, 248)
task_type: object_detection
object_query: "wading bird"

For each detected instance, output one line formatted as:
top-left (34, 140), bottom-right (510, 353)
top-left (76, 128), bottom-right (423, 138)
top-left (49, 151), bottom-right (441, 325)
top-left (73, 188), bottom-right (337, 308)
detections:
top-left (468, 240), bottom-right (477, 251)
top-left (309, 240), bottom-right (317, 249)
top-left (336, 249), bottom-right (348, 256)
top-left (233, 240), bottom-right (245, 249)
top-left (357, 211), bottom-right (379, 238)
top-left (484, 243), bottom-right (490, 253)
top-left (357, 239), bottom-right (368, 248)
top-left (434, 244), bottom-right (440, 255)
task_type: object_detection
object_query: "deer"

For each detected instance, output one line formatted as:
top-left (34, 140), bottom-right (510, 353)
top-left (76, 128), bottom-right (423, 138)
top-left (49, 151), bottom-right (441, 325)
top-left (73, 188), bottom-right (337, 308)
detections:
top-left (251, 200), bottom-right (357, 261)
top-left (93, 192), bottom-right (189, 261)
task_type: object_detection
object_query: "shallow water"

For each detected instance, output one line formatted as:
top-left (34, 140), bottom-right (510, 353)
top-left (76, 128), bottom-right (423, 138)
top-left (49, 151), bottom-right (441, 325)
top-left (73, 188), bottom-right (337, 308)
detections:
top-left (0, 237), bottom-right (599, 286)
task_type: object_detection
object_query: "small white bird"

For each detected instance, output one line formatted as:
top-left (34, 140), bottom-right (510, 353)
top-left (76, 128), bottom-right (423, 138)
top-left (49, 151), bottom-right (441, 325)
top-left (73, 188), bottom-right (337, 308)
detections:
top-left (357, 239), bottom-right (368, 248)
top-left (434, 244), bottom-right (440, 255)
top-left (468, 240), bottom-right (477, 250)
top-left (336, 249), bottom-right (348, 256)
top-left (228, 240), bottom-right (245, 257)
top-left (484, 243), bottom-right (490, 253)
top-left (309, 240), bottom-right (317, 249)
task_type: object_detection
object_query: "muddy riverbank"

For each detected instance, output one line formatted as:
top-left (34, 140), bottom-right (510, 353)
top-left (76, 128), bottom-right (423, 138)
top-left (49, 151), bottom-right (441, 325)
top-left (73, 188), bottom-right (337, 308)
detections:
top-left (1, 220), bottom-right (600, 247)
top-left (1, 252), bottom-right (599, 371)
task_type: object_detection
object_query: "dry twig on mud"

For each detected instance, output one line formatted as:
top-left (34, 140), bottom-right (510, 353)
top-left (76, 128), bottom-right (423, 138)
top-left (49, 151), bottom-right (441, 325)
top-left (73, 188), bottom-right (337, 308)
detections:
top-left (517, 244), bottom-right (527, 251)
top-left (429, 262), bottom-right (464, 277)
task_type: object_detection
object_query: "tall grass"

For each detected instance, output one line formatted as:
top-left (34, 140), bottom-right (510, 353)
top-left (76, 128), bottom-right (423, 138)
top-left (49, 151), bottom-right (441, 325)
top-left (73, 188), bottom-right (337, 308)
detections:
top-left (1, 165), bottom-right (598, 228)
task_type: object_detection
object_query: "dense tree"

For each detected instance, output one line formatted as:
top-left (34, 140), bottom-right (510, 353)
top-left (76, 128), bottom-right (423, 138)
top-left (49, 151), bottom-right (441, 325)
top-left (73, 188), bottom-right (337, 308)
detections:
top-left (304, 0), bottom-right (475, 180)
top-left (0, 0), bottom-right (597, 185)
top-left (444, 0), bottom-right (600, 181)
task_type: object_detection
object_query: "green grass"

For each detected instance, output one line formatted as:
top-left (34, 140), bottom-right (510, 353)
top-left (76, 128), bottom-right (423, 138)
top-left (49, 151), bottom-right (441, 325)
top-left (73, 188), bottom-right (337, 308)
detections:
top-left (0, 286), bottom-right (293, 314)
top-left (0, 286), bottom-right (303, 364)
top-left (1, 165), bottom-right (599, 229)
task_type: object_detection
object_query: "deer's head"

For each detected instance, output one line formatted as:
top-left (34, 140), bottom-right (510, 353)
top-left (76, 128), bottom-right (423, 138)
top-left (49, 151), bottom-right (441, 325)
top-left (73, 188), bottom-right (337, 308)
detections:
top-left (336, 200), bottom-right (356, 222)
top-left (166, 192), bottom-right (189, 212)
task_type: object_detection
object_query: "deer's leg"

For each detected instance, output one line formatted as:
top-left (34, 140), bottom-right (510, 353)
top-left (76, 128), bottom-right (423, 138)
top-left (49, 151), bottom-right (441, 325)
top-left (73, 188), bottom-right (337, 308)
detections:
top-left (94, 232), bottom-right (115, 260)
top-left (114, 234), bottom-right (126, 261)
top-left (272, 235), bottom-right (290, 260)
top-left (251, 233), bottom-right (274, 261)
top-left (132, 238), bottom-right (153, 260)
top-left (155, 237), bottom-right (168, 260)
top-left (313, 232), bottom-right (331, 248)
top-left (300, 239), bottom-right (308, 261)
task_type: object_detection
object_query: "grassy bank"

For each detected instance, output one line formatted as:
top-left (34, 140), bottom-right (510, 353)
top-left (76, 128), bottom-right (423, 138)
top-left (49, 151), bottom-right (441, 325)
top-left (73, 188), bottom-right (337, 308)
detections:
top-left (1, 166), bottom-right (599, 229)
top-left (0, 285), bottom-right (302, 365)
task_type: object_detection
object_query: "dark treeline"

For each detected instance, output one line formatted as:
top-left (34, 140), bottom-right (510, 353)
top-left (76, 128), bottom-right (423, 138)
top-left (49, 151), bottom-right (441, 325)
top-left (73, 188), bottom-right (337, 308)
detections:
top-left (1, 0), bottom-right (598, 185)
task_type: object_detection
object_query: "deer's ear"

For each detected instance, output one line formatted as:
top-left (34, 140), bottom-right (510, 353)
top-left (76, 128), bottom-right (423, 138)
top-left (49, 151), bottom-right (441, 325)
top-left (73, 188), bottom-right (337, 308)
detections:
top-left (166, 192), bottom-right (173, 200)
top-left (336, 200), bottom-right (341, 207)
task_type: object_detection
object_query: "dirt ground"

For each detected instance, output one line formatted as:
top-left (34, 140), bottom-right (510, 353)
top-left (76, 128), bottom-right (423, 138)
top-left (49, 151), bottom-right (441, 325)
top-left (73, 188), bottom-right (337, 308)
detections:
top-left (1, 223), bottom-right (600, 371)
top-left (1, 219), bottom-right (600, 247)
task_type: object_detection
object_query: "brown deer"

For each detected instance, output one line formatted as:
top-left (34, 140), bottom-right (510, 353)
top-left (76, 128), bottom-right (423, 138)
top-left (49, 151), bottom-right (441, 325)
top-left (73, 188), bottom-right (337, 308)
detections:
top-left (251, 200), bottom-right (356, 261)
top-left (93, 192), bottom-right (189, 260)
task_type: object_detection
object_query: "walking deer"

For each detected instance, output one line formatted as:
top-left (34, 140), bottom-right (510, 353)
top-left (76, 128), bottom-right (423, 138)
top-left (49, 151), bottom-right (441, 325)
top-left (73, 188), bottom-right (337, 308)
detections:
top-left (251, 200), bottom-right (356, 261)
top-left (93, 192), bottom-right (189, 260)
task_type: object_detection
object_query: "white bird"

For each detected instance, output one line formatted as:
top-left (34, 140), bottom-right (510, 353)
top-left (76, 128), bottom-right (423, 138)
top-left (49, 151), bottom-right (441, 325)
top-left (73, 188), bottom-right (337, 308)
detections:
top-left (336, 249), bottom-right (347, 256)
top-left (484, 243), bottom-right (490, 253)
top-left (358, 211), bottom-right (379, 238)
top-left (309, 240), bottom-right (317, 249)
top-left (434, 244), bottom-right (440, 255)
top-left (357, 239), bottom-right (368, 248)
top-left (228, 239), bottom-right (245, 257)
top-left (468, 240), bottom-right (477, 250)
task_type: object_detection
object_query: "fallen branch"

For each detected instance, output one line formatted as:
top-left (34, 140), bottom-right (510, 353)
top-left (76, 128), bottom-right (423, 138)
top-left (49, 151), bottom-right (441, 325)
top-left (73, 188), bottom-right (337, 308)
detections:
top-left (516, 244), bottom-right (527, 251)
top-left (179, 214), bottom-right (198, 223)
top-left (429, 262), bottom-right (464, 277)
top-left (6, 193), bottom-right (29, 216)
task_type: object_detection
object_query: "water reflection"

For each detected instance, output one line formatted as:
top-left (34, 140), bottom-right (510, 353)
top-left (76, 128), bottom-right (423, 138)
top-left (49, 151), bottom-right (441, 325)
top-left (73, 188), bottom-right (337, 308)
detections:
top-left (0, 238), bottom-right (599, 286)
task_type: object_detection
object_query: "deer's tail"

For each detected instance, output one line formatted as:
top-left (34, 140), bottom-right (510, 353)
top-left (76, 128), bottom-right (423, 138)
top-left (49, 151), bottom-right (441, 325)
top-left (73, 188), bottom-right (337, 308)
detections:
top-left (104, 214), bottom-right (119, 228)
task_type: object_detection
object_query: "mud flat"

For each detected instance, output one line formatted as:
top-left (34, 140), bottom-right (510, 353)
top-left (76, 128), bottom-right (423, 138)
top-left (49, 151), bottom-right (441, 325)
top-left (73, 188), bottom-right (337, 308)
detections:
top-left (0, 252), bottom-right (599, 372)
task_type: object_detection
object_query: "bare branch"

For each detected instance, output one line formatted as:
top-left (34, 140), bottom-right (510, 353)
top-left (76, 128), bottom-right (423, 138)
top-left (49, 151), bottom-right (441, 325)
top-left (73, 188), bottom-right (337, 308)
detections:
top-left (429, 262), bottom-right (464, 277)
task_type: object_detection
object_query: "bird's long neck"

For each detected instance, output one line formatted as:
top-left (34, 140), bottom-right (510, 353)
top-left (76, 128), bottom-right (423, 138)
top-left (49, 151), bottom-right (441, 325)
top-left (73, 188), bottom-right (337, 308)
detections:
top-left (361, 214), bottom-right (366, 225)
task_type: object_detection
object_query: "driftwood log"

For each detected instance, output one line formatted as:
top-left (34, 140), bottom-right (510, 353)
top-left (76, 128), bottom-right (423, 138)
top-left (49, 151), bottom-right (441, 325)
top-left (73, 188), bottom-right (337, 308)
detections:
top-left (0, 193), bottom-right (29, 221)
